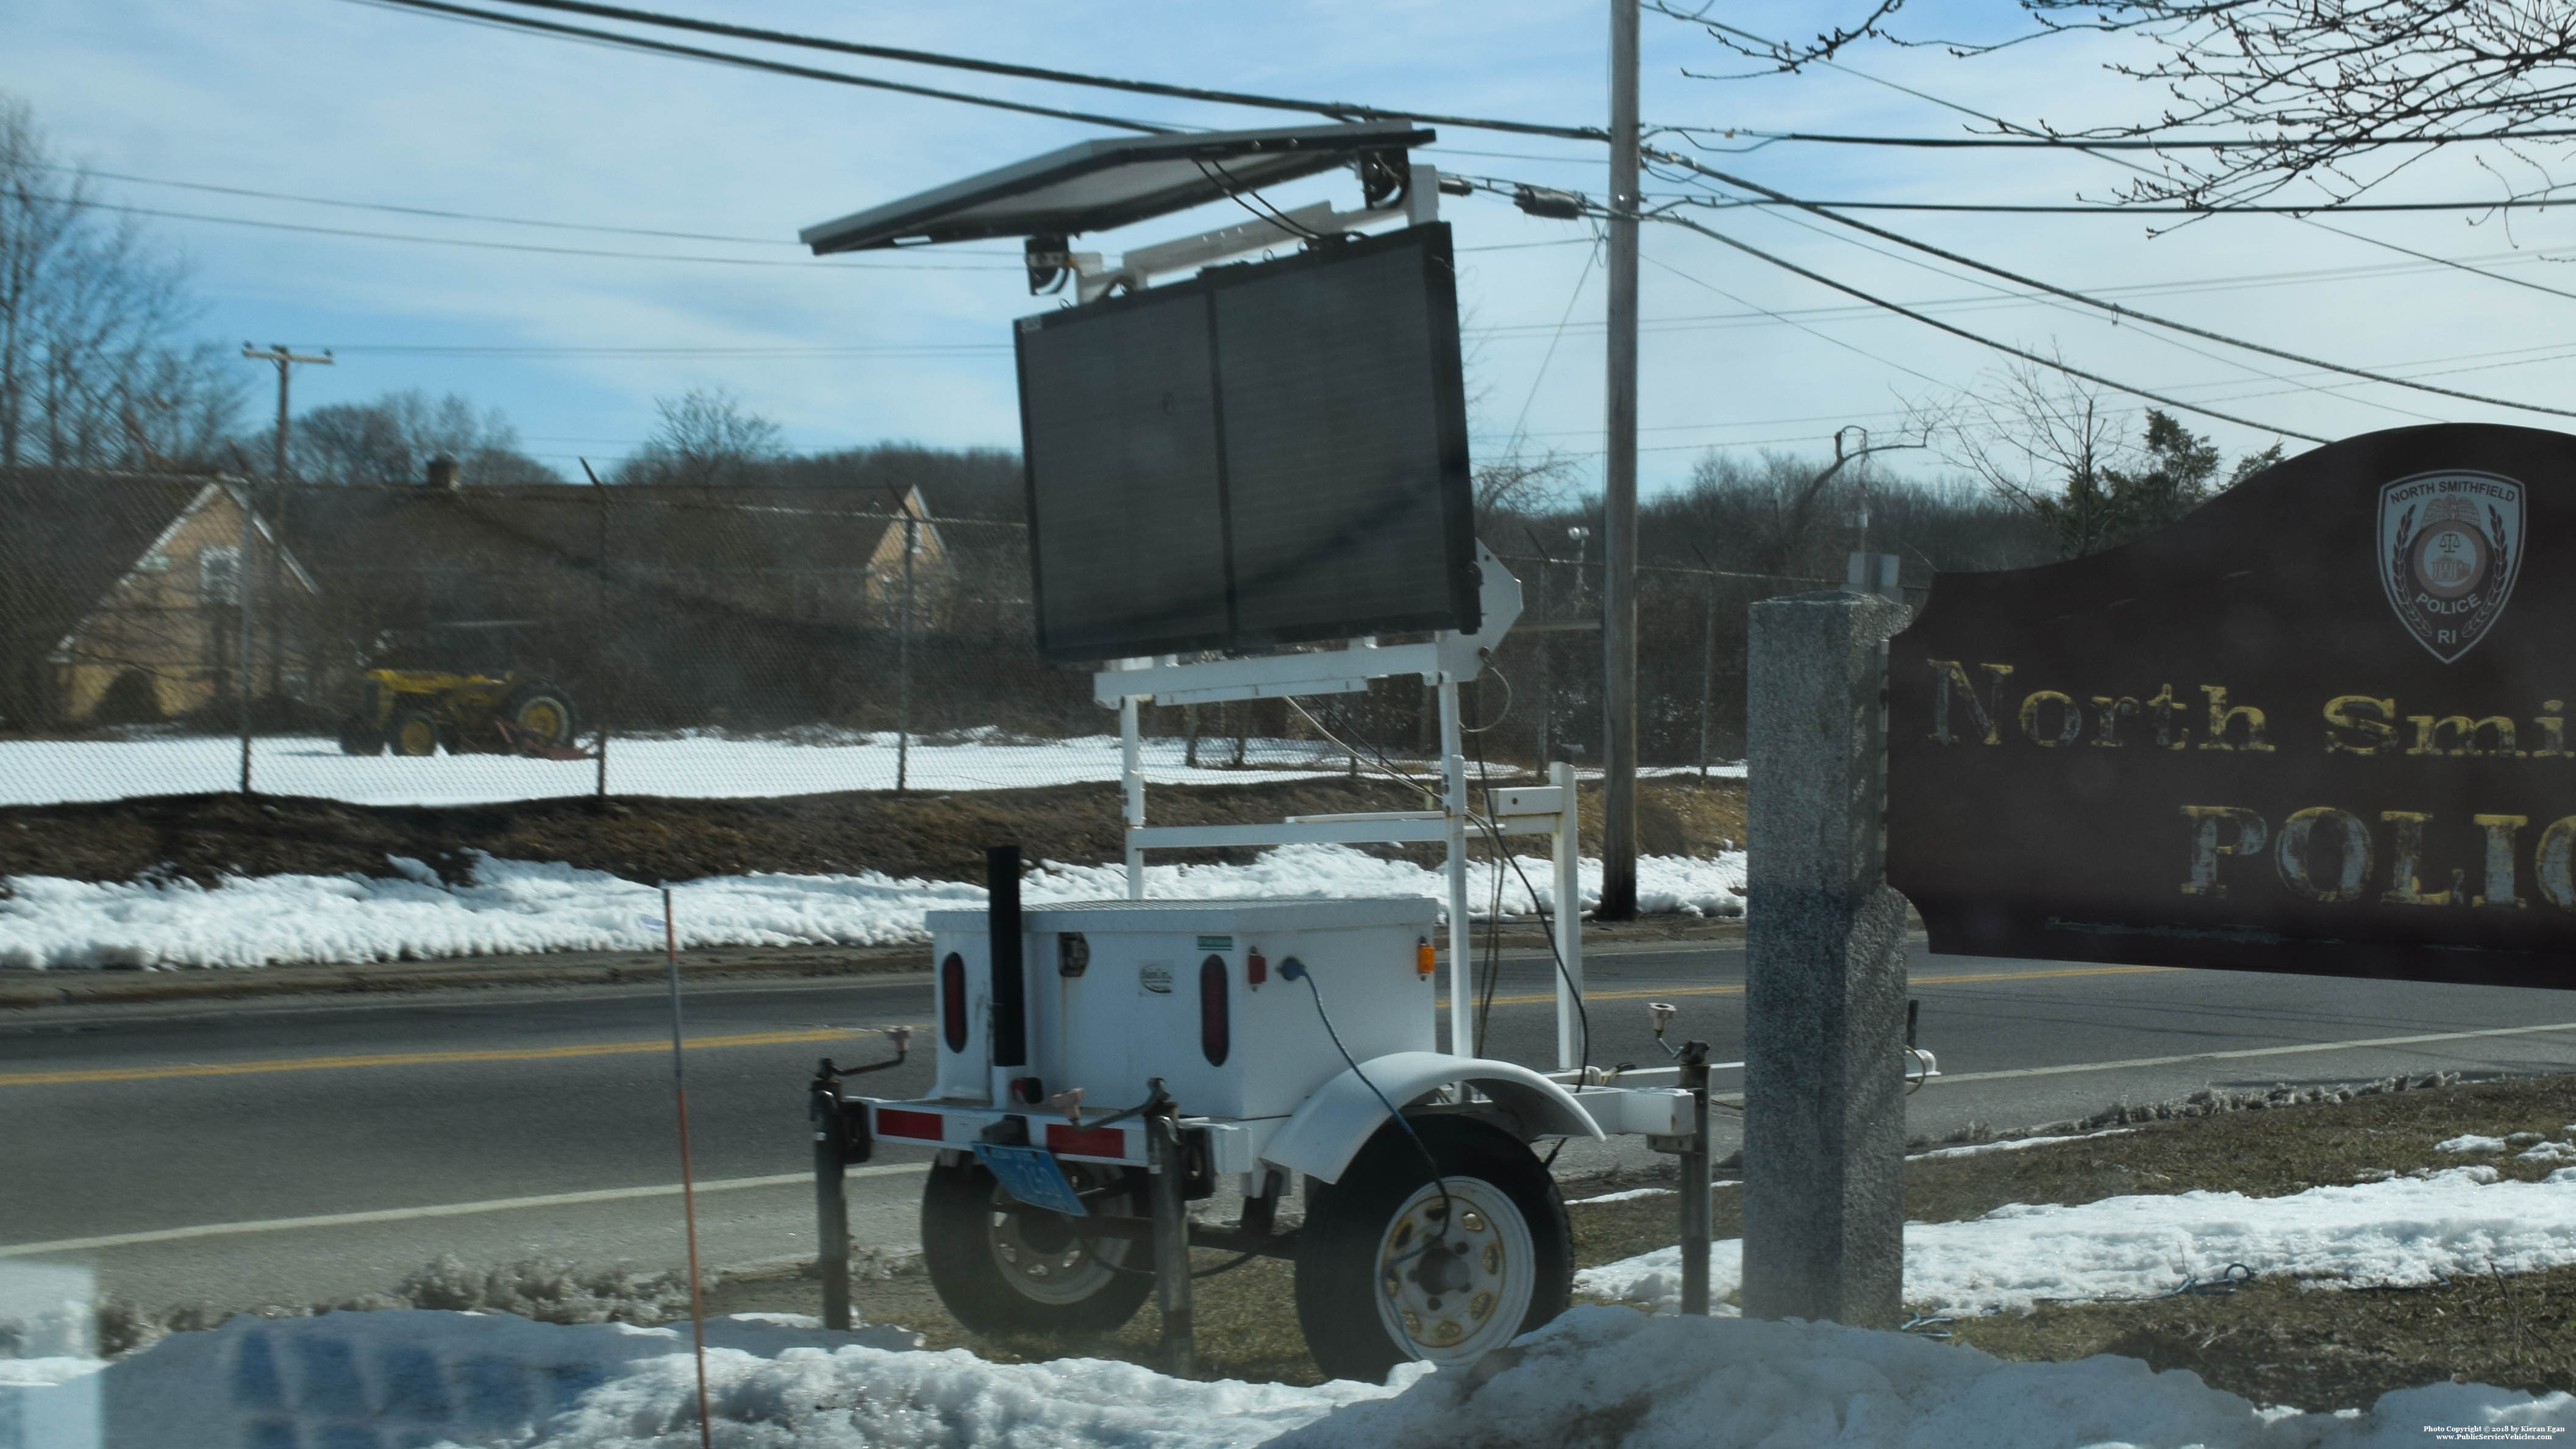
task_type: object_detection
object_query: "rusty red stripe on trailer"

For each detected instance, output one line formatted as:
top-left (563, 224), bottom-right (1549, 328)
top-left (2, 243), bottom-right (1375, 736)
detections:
top-left (874, 1107), bottom-right (947, 1143)
top-left (1046, 1122), bottom-right (1131, 1159)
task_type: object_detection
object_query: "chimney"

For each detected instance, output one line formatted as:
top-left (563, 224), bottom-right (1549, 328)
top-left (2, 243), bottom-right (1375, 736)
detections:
top-left (426, 455), bottom-right (460, 490)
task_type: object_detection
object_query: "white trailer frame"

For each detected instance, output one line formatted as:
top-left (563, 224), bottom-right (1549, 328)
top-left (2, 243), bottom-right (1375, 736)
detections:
top-left (1096, 544), bottom-right (1588, 1071)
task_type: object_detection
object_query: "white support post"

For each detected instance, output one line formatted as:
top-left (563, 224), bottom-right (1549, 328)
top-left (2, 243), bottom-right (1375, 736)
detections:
top-left (1551, 759), bottom-right (1583, 1072)
top-left (1439, 676), bottom-right (1471, 1057)
top-left (1121, 695), bottom-right (1146, 900)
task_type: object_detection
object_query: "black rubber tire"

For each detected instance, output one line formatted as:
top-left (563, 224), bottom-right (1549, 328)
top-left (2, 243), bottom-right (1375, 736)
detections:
top-left (498, 679), bottom-right (579, 750)
top-left (1294, 1114), bottom-right (1572, 1384)
top-left (335, 715), bottom-right (384, 756)
top-left (389, 709), bottom-right (441, 756)
top-left (920, 1156), bottom-right (1154, 1339)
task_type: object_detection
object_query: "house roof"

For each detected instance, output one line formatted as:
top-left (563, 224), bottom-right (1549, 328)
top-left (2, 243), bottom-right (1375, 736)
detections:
top-left (0, 467), bottom-right (224, 659)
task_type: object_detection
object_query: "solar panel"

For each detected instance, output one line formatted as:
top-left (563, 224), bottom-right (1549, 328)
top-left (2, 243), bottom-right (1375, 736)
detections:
top-left (800, 122), bottom-right (1432, 254)
top-left (1016, 223), bottom-right (1477, 663)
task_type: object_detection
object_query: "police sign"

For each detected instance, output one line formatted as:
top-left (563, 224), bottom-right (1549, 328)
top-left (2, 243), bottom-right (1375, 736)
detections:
top-left (1885, 423), bottom-right (2576, 989)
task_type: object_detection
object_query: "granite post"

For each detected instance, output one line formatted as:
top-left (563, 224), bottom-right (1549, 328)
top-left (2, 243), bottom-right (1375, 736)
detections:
top-left (1741, 589), bottom-right (1911, 1327)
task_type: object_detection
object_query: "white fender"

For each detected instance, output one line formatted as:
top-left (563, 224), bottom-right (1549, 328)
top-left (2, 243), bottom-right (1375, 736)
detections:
top-left (1260, 1050), bottom-right (1605, 1185)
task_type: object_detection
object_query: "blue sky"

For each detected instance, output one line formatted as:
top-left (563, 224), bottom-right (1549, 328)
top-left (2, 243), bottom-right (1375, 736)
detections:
top-left (7, 0), bottom-right (2571, 493)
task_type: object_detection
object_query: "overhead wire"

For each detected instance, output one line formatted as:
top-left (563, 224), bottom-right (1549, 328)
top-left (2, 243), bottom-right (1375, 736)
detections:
top-left (1639, 159), bottom-right (2452, 424)
top-left (32, 162), bottom-right (896, 247)
top-left (1657, 13), bottom-right (2576, 305)
top-left (462, 0), bottom-right (1609, 142)
top-left (1665, 125), bottom-right (2576, 151)
top-left (348, 0), bottom-right (1181, 134)
top-left (1644, 153), bottom-right (2576, 423)
top-left (1639, 207), bottom-right (2328, 442)
top-left (34, 193), bottom-right (1022, 268)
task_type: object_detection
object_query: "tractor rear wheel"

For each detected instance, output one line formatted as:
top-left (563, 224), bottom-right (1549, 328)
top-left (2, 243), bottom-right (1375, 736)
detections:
top-left (499, 680), bottom-right (579, 751)
top-left (390, 709), bottom-right (442, 756)
top-left (1294, 1114), bottom-right (1571, 1383)
top-left (921, 1156), bottom-right (1154, 1338)
top-left (335, 715), bottom-right (384, 756)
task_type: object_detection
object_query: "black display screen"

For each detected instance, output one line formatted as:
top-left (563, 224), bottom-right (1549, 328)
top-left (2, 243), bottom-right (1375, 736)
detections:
top-left (1015, 223), bottom-right (1477, 663)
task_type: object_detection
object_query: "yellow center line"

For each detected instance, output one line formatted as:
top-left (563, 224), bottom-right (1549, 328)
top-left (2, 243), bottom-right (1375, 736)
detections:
top-left (0, 1028), bottom-right (861, 1088)
top-left (10, 964), bottom-right (2164, 1087)
top-left (1482, 963), bottom-right (2164, 1009)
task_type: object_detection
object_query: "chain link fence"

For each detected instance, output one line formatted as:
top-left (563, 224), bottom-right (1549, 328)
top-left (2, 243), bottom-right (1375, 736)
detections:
top-left (0, 467), bottom-right (1894, 809)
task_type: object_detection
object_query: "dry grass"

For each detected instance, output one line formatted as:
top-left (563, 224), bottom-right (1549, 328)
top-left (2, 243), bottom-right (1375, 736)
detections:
top-left (753, 1074), bottom-right (2576, 1398)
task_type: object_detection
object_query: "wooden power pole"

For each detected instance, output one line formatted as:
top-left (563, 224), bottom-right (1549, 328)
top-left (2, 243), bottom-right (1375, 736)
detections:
top-left (1599, 0), bottom-right (1642, 918)
top-left (235, 343), bottom-right (331, 794)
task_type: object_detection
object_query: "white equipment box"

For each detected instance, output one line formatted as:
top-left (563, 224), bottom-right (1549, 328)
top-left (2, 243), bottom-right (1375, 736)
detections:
top-left (927, 897), bottom-right (1436, 1120)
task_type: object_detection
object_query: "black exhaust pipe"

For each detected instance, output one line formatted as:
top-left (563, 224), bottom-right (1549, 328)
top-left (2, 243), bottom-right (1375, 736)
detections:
top-left (987, 844), bottom-right (1027, 1068)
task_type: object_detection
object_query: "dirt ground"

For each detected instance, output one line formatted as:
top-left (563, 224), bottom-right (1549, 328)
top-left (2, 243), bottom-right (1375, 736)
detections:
top-left (703, 1074), bottom-right (2576, 1406)
top-left (0, 773), bottom-right (1745, 887)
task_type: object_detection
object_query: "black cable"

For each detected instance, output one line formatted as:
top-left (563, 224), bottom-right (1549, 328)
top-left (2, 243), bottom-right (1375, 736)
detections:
top-left (1649, 149), bottom-right (2576, 423)
top-left (1282, 958), bottom-right (1456, 1253)
top-left (349, 0), bottom-right (1179, 134)
top-left (468, 0), bottom-right (1609, 142)
top-left (1191, 159), bottom-right (1338, 242)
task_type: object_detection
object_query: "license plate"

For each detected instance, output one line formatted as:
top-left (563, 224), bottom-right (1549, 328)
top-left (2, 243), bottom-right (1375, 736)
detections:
top-left (974, 1143), bottom-right (1087, 1216)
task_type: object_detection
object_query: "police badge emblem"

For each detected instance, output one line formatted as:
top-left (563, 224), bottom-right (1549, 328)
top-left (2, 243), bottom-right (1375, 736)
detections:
top-left (2378, 470), bottom-right (2525, 663)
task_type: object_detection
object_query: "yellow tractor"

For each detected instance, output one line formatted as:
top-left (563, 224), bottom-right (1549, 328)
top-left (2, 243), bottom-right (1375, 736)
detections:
top-left (336, 624), bottom-right (586, 758)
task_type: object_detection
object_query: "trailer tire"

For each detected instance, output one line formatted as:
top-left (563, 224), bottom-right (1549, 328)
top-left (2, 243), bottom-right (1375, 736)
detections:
top-left (921, 1156), bottom-right (1154, 1339)
top-left (1294, 1114), bottom-right (1571, 1383)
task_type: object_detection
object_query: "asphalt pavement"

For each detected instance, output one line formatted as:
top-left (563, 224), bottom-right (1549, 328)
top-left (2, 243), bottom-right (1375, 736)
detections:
top-left (7, 940), bottom-right (2576, 1317)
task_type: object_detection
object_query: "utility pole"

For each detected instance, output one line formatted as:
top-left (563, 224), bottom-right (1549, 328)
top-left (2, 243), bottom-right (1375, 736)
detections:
top-left (1599, 0), bottom-right (1643, 918)
top-left (235, 343), bottom-right (331, 794)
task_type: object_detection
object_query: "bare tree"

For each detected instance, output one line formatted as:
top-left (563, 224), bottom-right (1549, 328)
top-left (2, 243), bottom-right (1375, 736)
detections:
top-left (294, 389), bottom-right (560, 484)
top-left (1474, 448), bottom-right (1581, 522)
top-left (619, 386), bottom-right (784, 486)
top-left (1927, 356), bottom-right (2282, 557)
top-left (1654, 0), bottom-right (2576, 208)
top-left (0, 94), bottom-right (239, 471)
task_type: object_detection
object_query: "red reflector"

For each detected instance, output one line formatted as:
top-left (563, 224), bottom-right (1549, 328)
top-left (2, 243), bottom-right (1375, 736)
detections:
top-left (876, 1107), bottom-right (946, 1142)
top-left (940, 952), bottom-right (968, 1053)
top-left (1046, 1123), bottom-right (1129, 1158)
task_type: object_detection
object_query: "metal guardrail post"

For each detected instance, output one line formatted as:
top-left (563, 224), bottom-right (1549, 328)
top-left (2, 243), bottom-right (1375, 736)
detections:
top-left (810, 1061), bottom-right (852, 1331)
top-left (1677, 1040), bottom-right (1713, 1315)
top-left (1147, 1103), bottom-right (1194, 1376)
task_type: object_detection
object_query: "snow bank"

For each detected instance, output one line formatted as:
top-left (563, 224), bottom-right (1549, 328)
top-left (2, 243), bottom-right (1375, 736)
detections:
top-left (0, 1309), bottom-right (1397, 1449)
top-left (1274, 1305), bottom-right (2572, 1448)
top-left (10, 1304), bottom-right (2563, 1449)
top-left (0, 844), bottom-right (1746, 970)
top-left (0, 731), bottom-right (1360, 809)
top-left (1580, 1167), bottom-right (2576, 1317)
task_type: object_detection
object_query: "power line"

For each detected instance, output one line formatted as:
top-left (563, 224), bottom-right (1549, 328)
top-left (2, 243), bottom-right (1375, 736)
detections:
top-left (1639, 207), bottom-right (2327, 442)
top-left (1657, 15), bottom-right (2576, 306)
top-left (26, 193), bottom-right (1023, 269)
top-left (1713, 193), bottom-right (2576, 215)
top-left (468, 0), bottom-right (1609, 142)
top-left (348, 0), bottom-right (1181, 134)
top-left (1664, 125), bottom-right (2576, 151)
top-left (1646, 149), bottom-right (2576, 423)
top-left (41, 162), bottom-right (1016, 252)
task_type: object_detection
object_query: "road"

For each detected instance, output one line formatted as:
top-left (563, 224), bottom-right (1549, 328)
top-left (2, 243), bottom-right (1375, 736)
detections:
top-left (7, 942), bottom-right (2576, 1316)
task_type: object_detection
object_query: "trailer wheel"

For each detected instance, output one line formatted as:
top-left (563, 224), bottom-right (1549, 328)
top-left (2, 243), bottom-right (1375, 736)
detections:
top-left (921, 1156), bottom-right (1154, 1337)
top-left (1295, 1114), bottom-right (1571, 1383)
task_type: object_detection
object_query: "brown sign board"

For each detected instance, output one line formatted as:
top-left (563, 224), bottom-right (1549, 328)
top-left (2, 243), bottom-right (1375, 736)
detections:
top-left (1885, 423), bottom-right (2576, 990)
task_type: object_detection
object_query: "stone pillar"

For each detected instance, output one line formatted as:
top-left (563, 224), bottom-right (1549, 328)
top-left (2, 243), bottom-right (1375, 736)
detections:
top-left (1741, 589), bottom-right (1910, 1328)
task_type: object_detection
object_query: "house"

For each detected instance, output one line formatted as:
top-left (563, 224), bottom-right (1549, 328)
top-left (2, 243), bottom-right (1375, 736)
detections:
top-left (861, 485), bottom-right (958, 625)
top-left (0, 470), bottom-right (318, 727)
